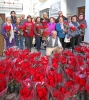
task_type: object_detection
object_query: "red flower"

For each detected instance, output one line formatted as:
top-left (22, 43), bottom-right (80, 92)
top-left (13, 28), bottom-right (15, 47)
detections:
top-left (60, 87), bottom-right (67, 94)
top-left (79, 23), bottom-right (86, 29)
top-left (70, 26), bottom-right (76, 33)
top-left (4, 25), bottom-right (11, 32)
top-left (18, 25), bottom-right (24, 30)
top-left (60, 56), bottom-right (67, 64)
top-left (42, 31), bottom-right (49, 37)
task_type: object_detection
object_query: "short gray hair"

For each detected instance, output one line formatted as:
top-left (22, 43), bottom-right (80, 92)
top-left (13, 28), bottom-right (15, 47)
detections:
top-left (52, 30), bottom-right (57, 35)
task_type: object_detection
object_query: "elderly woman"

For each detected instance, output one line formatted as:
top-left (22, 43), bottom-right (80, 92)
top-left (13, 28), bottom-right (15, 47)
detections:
top-left (56, 17), bottom-right (68, 48)
top-left (78, 13), bottom-right (87, 41)
top-left (69, 15), bottom-right (80, 49)
top-left (2, 17), bottom-right (16, 48)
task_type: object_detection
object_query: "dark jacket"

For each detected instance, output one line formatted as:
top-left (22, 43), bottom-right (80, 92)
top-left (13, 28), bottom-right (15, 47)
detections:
top-left (56, 16), bottom-right (68, 23)
top-left (34, 22), bottom-right (42, 37)
top-left (11, 16), bottom-right (16, 24)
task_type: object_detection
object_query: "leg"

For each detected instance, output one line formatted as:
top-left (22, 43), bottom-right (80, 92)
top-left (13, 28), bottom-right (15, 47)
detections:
top-left (46, 48), bottom-right (53, 56)
top-left (20, 36), bottom-right (24, 49)
top-left (25, 37), bottom-right (30, 49)
top-left (16, 35), bottom-right (19, 48)
top-left (59, 38), bottom-right (64, 48)
top-left (36, 37), bottom-right (41, 51)
top-left (29, 37), bottom-right (33, 49)
top-left (70, 37), bottom-right (76, 49)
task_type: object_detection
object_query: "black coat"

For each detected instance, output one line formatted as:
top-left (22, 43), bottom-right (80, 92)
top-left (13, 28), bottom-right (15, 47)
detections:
top-left (11, 16), bottom-right (16, 24)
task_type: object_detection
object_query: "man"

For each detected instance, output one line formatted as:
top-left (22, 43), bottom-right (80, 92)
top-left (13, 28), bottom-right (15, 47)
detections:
top-left (56, 11), bottom-right (68, 23)
top-left (0, 17), bottom-right (4, 56)
top-left (46, 30), bottom-right (63, 56)
top-left (20, 14), bottom-right (27, 25)
top-left (10, 11), bottom-right (16, 24)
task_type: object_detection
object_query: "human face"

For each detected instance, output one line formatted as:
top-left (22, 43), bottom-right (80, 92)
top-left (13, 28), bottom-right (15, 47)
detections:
top-left (52, 32), bottom-right (57, 39)
top-left (43, 14), bottom-right (47, 18)
top-left (37, 18), bottom-right (40, 23)
top-left (50, 18), bottom-right (54, 23)
top-left (72, 17), bottom-right (77, 22)
top-left (11, 12), bottom-right (16, 17)
top-left (79, 15), bottom-right (84, 20)
top-left (27, 18), bottom-right (31, 22)
top-left (32, 18), bottom-right (35, 23)
top-left (58, 11), bottom-right (63, 17)
top-left (21, 14), bottom-right (25, 19)
top-left (59, 17), bottom-right (63, 23)
top-left (16, 18), bottom-right (20, 24)
top-left (6, 18), bottom-right (11, 24)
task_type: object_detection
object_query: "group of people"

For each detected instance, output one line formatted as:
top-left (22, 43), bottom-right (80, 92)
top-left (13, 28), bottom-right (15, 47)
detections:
top-left (0, 10), bottom-right (87, 56)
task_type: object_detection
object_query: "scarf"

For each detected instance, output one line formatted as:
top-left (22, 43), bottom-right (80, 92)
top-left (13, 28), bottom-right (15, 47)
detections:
top-left (7, 23), bottom-right (14, 43)
top-left (72, 21), bottom-right (78, 27)
top-left (60, 22), bottom-right (64, 29)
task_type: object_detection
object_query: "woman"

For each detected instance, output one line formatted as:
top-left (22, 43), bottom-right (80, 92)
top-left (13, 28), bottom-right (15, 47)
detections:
top-left (23, 15), bottom-right (34, 50)
top-left (15, 17), bottom-right (24, 49)
top-left (0, 17), bottom-right (4, 56)
top-left (56, 17), bottom-right (67, 48)
top-left (2, 17), bottom-right (16, 48)
top-left (78, 13), bottom-right (87, 41)
top-left (69, 15), bottom-right (80, 49)
top-left (34, 17), bottom-right (42, 51)
top-left (47, 17), bottom-right (56, 36)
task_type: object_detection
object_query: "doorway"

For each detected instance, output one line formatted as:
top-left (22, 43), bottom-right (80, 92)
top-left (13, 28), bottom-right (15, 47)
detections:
top-left (78, 6), bottom-right (85, 16)
top-left (0, 14), bottom-right (5, 22)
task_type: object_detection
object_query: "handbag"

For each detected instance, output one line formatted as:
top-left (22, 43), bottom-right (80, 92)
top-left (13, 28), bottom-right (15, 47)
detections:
top-left (64, 35), bottom-right (70, 43)
top-left (32, 37), bottom-right (36, 44)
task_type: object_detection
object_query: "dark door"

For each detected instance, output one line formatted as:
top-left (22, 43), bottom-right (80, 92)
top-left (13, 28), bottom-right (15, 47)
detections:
top-left (0, 13), bottom-right (5, 22)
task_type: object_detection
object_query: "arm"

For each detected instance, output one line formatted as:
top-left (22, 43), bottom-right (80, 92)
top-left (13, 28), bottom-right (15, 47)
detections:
top-left (56, 23), bottom-right (63, 33)
top-left (34, 23), bottom-right (38, 35)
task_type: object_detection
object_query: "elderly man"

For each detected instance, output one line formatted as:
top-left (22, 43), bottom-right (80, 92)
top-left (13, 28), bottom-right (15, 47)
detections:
top-left (20, 14), bottom-right (27, 25)
top-left (56, 11), bottom-right (68, 23)
top-left (46, 30), bottom-right (63, 56)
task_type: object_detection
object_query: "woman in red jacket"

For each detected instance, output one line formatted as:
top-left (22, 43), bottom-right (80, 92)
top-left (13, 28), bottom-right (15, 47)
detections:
top-left (24, 15), bottom-right (34, 50)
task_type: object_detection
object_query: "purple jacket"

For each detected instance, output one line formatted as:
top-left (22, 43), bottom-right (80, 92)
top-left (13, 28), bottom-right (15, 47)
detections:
top-left (2, 23), bottom-right (17, 38)
top-left (47, 22), bottom-right (56, 36)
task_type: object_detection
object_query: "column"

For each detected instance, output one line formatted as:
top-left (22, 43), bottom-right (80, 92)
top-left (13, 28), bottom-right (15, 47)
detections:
top-left (84, 0), bottom-right (89, 42)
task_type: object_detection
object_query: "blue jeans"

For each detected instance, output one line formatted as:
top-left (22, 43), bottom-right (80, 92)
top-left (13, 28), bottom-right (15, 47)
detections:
top-left (16, 35), bottom-right (24, 49)
top-left (36, 37), bottom-right (41, 51)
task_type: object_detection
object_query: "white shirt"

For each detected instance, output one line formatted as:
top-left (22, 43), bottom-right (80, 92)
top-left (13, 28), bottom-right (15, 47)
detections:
top-left (48, 37), bottom-right (62, 47)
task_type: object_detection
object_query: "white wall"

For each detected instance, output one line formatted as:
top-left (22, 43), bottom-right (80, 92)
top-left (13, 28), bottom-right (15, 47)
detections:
top-left (37, 0), bottom-right (67, 17)
top-left (67, 0), bottom-right (85, 15)
top-left (84, 0), bottom-right (89, 42)
top-left (0, 0), bottom-right (33, 18)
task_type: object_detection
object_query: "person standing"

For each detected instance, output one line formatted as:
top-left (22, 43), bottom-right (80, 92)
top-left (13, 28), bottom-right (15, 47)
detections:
top-left (56, 11), bottom-right (68, 23)
top-left (69, 15), bottom-right (80, 49)
top-left (56, 17), bottom-right (67, 48)
top-left (47, 17), bottom-right (56, 36)
top-left (34, 17), bottom-right (42, 51)
top-left (2, 17), bottom-right (16, 48)
top-left (23, 15), bottom-right (34, 50)
top-left (10, 11), bottom-right (16, 24)
top-left (78, 13), bottom-right (87, 41)
top-left (15, 17), bottom-right (24, 49)
top-left (20, 14), bottom-right (27, 25)
top-left (0, 17), bottom-right (4, 56)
